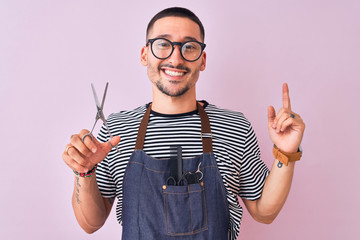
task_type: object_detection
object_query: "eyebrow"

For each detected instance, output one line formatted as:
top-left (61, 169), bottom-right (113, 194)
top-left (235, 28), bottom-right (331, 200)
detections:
top-left (155, 34), bottom-right (200, 42)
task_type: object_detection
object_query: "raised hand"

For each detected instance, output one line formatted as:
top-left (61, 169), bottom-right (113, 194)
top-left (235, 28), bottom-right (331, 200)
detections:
top-left (267, 83), bottom-right (305, 153)
top-left (63, 129), bottom-right (121, 173)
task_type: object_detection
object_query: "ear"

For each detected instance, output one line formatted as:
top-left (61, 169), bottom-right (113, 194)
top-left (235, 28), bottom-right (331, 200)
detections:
top-left (200, 51), bottom-right (206, 71)
top-left (140, 46), bottom-right (148, 66)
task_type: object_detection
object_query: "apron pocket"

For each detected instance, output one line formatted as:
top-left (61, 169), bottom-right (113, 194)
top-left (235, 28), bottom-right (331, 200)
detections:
top-left (163, 182), bottom-right (208, 236)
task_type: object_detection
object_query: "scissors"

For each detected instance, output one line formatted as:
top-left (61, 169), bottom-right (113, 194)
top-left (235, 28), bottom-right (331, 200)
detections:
top-left (167, 162), bottom-right (204, 186)
top-left (82, 82), bottom-right (120, 153)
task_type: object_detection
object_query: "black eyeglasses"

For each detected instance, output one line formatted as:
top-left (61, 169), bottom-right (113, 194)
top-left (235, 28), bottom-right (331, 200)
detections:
top-left (147, 38), bottom-right (206, 62)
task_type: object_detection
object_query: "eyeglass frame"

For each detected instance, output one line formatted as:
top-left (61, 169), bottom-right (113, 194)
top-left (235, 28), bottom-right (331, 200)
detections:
top-left (146, 37), bottom-right (206, 62)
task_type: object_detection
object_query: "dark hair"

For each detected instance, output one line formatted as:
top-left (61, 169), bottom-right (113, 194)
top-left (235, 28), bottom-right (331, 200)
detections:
top-left (146, 7), bottom-right (205, 42)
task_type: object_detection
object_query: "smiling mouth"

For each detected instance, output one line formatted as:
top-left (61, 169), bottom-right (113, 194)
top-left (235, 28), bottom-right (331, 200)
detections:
top-left (163, 69), bottom-right (186, 77)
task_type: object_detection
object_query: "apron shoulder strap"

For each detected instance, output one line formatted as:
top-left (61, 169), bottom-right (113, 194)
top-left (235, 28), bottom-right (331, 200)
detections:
top-left (197, 102), bottom-right (213, 153)
top-left (134, 102), bottom-right (213, 153)
top-left (134, 104), bottom-right (151, 150)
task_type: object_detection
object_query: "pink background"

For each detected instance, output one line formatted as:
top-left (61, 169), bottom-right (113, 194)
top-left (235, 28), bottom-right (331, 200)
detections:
top-left (1, 0), bottom-right (359, 239)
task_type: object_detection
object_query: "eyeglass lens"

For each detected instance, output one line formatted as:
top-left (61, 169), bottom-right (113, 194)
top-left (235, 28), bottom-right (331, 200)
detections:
top-left (151, 38), bottom-right (203, 62)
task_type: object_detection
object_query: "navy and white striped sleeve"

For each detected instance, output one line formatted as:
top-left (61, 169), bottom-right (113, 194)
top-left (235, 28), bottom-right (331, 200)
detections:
top-left (238, 123), bottom-right (269, 200)
top-left (95, 124), bottom-right (117, 198)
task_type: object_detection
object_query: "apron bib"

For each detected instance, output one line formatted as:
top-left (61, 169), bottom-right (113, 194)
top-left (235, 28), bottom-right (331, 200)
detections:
top-left (122, 103), bottom-right (230, 239)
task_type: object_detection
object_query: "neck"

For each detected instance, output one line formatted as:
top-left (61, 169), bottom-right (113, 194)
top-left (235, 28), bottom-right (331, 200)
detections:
top-left (151, 89), bottom-right (197, 114)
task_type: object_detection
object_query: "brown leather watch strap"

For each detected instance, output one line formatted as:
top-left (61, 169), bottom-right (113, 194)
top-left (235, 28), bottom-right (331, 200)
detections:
top-left (273, 145), bottom-right (302, 166)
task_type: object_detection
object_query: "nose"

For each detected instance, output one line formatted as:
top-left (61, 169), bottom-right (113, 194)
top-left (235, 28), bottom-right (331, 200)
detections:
top-left (167, 45), bottom-right (185, 66)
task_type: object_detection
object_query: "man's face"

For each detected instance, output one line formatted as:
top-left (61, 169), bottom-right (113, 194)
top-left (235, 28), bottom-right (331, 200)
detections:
top-left (141, 17), bottom-right (206, 98)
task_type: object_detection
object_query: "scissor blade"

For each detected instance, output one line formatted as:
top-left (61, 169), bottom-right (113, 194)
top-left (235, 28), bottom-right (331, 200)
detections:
top-left (101, 82), bottom-right (109, 110)
top-left (91, 83), bottom-right (101, 110)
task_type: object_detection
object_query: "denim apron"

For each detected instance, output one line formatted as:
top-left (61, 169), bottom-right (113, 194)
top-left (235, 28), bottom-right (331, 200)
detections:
top-left (122, 103), bottom-right (229, 239)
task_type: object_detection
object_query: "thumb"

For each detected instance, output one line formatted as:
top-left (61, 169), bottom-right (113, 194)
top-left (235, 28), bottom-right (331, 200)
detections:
top-left (267, 106), bottom-right (276, 125)
top-left (100, 136), bottom-right (121, 153)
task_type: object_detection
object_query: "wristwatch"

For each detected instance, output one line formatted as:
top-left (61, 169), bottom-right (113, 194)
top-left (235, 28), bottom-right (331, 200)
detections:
top-left (273, 145), bottom-right (302, 166)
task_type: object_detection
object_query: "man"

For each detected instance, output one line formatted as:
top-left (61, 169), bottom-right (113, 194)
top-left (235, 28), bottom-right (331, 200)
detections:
top-left (63, 7), bottom-right (305, 240)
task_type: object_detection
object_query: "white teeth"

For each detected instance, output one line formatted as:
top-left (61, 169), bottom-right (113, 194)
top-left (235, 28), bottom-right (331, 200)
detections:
top-left (164, 70), bottom-right (185, 76)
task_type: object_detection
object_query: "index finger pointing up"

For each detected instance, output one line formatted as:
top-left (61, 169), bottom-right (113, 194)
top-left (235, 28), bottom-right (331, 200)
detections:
top-left (282, 83), bottom-right (291, 110)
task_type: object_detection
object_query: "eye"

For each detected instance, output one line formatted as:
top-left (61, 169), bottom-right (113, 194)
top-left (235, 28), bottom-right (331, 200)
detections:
top-left (155, 39), bottom-right (171, 49)
top-left (183, 42), bottom-right (199, 51)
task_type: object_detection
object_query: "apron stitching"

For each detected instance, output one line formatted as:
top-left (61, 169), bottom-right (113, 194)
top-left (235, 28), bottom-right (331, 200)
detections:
top-left (168, 226), bottom-right (209, 236)
top-left (164, 189), bottom-right (203, 194)
top-left (188, 185), bottom-right (194, 233)
top-left (202, 184), bottom-right (208, 231)
top-left (163, 189), bottom-right (169, 235)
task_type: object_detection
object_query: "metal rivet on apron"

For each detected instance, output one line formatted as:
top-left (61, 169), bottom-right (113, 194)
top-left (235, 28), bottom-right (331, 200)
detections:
top-left (162, 185), bottom-right (167, 190)
top-left (200, 182), bottom-right (204, 186)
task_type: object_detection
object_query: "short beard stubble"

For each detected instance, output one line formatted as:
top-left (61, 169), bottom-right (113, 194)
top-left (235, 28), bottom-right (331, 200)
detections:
top-left (153, 63), bottom-right (195, 97)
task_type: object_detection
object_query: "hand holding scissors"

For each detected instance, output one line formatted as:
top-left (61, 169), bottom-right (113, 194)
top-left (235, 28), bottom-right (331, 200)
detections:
top-left (82, 82), bottom-right (120, 153)
top-left (63, 82), bottom-right (120, 173)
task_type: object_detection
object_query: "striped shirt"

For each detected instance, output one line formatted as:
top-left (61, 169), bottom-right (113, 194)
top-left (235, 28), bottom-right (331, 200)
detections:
top-left (96, 101), bottom-right (270, 240)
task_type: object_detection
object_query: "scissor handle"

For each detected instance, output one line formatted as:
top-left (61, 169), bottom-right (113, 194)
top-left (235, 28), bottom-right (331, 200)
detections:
top-left (109, 138), bottom-right (121, 153)
top-left (195, 162), bottom-right (203, 181)
top-left (82, 132), bottom-right (121, 153)
top-left (82, 133), bottom-right (94, 142)
top-left (195, 171), bottom-right (203, 181)
top-left (166, 176), bottom-right (177, 186)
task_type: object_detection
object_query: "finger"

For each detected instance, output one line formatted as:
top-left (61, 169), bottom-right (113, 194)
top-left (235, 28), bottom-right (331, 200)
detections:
top-left (282, 83), bottom-right (291, 110)
top-left (276, 112), bottom-right (293, 133)
top-left (63, 151), bottom-right (90, 173)
top-left (267, 106), bottom-right (276, 126)
top-left (80, 131), bottom-right (98, 154)
top-left (280, 117), bottom-right (295, 132)
top-left (273, 107), bottom-right (286, 128)
top-left (65, 144), bottom-right (74, 155)
top-left (66, 144), bottom-right (94, 170)
top-left (70, 133), bottom-right (92, 157)
top-left (110, 136), bottom-right (121, 148)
